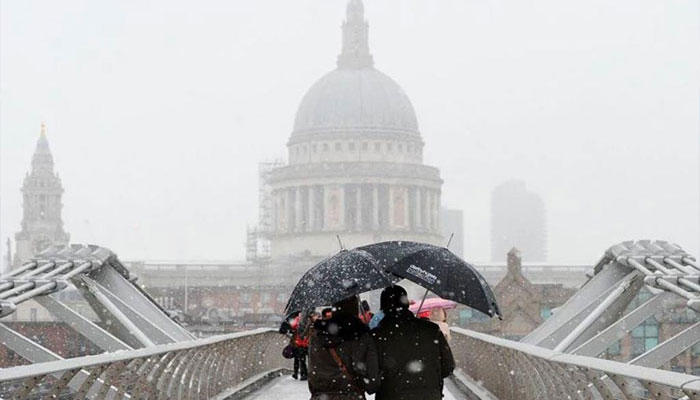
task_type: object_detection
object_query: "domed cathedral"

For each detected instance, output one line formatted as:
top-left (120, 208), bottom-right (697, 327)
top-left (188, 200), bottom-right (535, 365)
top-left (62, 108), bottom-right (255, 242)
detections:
top-left (267, 0), bottom-right (443, 258)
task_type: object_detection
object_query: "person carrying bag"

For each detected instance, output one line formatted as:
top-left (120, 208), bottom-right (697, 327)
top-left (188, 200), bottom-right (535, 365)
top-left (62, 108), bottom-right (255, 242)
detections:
top-left (308, 296), bottom-right (379, 400)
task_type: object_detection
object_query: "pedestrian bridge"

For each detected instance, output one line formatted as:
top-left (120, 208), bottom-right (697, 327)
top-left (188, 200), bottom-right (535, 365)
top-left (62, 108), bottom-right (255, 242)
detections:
top-left (243, 373), bottom-right (464, 400)
top-left (2, 241), bottom-right (700, 399)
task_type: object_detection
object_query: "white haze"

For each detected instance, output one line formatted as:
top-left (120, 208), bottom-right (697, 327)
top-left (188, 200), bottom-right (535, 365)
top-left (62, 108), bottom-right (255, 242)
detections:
top-left (1, 0), bottom-right (698, 264)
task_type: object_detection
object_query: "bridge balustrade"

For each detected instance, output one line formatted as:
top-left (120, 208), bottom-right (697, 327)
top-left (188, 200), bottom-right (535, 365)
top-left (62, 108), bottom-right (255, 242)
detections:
top-left (5, 325), bottom-right (700, 399)
top-left (0, 328), bottom-right (286, 400)
top-left (451, 327), bottom-right (700, 400)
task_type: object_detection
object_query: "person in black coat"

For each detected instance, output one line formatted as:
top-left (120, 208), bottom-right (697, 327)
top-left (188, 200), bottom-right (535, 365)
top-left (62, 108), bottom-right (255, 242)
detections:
top-left (308, 295), bottom-right (380, 400)
top-left (371, 285), bottom-right (455, 400)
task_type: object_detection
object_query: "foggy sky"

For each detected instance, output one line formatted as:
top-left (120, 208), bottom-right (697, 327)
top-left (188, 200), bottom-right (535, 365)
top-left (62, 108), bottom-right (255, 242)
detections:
top-left (1, 0), bottom-right (698, 264)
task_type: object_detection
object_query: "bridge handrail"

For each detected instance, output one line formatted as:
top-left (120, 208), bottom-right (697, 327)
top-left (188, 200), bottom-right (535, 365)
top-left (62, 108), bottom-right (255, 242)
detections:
top-left (451, 327), bottom-right (700, 399)
top-left (0, 328), bottom-right (287, 400)
top-left (0, 328), bottom-right (275, 381)
top-left (452, 327), bottom-right (700, 389)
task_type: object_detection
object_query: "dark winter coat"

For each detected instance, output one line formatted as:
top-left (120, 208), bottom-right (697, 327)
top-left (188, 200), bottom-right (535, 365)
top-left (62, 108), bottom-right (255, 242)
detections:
top-left (371, 310), bottom-right (455, 400)
top-left (308, 315), bottom-right (380, 400)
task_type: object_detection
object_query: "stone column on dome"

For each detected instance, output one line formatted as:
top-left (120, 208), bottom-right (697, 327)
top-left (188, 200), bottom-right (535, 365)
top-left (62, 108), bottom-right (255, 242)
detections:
top-left (322, 185), bottom-right (329, 230)
top-left (434, 191), bottom-right (441, 231)
top-left (403, 187), bottom-right (410, 230)
top-left (319, 185), bottom-right (325, 229)
top-left (431, 190), bottom-right (437, 231)
top-left (424, 189), bottom-right (431, 232)
top-left (414, 188), bottom-right (422, 229)
top-left (295, 186), bottom-right (303, 231)
top-left (372, 185), bottom-right (379, 229)
top-left (343, 185), bottom-right (351, 229)
top-left (323, 184), bottom-right (345, 230)
top-left (308, 185), bottom-right (315, 231)
top-left (430, 191), bottom-right (437, 231)
top-left (339, 185), bottom-right (346, 229)
top-left (388, 187), bottom-right (396, 229)
top-left (355, 185), bottom-right (362, 230)
top-left (433, 191), bottom-right (439, 231)
top-left (285, 189), bottom-right (293, 232)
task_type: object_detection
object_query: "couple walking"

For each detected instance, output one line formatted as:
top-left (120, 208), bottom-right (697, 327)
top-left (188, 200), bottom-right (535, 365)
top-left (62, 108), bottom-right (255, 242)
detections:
top-left (307, 285), bottom-right (455, 400)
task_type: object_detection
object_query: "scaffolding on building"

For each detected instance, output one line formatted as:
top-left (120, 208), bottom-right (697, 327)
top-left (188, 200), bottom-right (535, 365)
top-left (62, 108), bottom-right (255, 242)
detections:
top-left (245, 161), bottom-right (283, 262)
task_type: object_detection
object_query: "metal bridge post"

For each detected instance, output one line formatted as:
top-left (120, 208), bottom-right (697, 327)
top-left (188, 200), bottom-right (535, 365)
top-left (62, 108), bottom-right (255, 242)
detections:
top-left (81, 276), bottom-right (156, 347)
top-left (554, 272), bottom-right (640, 352)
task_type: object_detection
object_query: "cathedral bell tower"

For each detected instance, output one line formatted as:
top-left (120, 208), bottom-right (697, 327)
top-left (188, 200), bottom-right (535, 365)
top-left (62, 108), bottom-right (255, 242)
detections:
top-left (14, 124), bottom-right (70, 266)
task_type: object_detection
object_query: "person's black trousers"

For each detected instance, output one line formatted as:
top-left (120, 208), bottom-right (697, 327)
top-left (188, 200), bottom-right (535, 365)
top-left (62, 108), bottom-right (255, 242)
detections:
top-left (293, 348), bottom-right (308, 379)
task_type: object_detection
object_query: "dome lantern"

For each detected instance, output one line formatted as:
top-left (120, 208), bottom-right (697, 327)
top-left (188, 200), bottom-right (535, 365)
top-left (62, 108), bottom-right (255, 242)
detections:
top-left (337, 0), bottom-right (373, 69)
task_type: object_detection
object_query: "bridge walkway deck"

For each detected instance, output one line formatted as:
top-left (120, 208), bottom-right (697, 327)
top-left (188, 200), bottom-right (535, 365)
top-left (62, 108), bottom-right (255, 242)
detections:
top-left (244, 375), bottom-right (463, 399)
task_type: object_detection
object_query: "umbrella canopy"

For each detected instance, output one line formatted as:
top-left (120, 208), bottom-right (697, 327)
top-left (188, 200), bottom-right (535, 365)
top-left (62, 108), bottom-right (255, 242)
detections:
top-left (284, 249), bottom-right (397, 315)
top-left (357, 241), bottom-right (501, 318)
top-left (408, 298), bottom-right (457, 314)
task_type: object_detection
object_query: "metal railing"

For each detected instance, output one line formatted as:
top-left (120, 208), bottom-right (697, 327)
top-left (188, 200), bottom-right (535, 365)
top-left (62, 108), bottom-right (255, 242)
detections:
top-left (452, 327), bottom-right (700, 400)
top-left (0, 328), bottom-right (286, 400)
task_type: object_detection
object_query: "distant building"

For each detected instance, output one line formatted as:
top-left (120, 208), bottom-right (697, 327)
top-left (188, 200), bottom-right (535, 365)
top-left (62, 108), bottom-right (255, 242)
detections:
top-left (455, 248), bottom-right (575, 340)
top-left (440, 207), bottom-right (464, 257)
top-left (455, 249), bottom-right (700, 375)
top-left (14, 124), bottom-right (70, 267)
top-left (255, 0), bottom-right (444, 259)
top-left (491, 180), bottom-right (546, 262)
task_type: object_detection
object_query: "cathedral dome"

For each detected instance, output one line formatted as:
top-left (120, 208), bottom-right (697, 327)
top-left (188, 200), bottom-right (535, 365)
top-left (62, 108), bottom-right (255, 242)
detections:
top-left (291, 0), bottom-right (419, 139)
top-left (266, 1), bottom-right (444, 260)
top-left (292, 67), bottom-right (419, 137)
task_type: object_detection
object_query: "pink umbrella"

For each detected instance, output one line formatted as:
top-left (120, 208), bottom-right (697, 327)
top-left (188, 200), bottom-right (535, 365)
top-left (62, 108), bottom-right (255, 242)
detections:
top-left (409, 298), bottom-right (457, 314)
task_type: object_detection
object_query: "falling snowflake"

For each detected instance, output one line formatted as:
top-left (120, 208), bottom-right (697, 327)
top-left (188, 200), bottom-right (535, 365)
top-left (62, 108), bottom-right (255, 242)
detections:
top-left (406, 360), bottom-right (424, 373)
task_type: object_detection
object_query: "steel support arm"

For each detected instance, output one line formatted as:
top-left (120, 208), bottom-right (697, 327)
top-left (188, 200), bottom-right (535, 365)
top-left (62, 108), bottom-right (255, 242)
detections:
top-left (554, 272), bottom-right (639, 352)
top-left (571, 291), bottom-right (675, 357)
top-left (87, 278), bottom-right (178, 345)
top-left (630, 320), bottom-right (700, 368)
top-left (522, 262), bottom-right (631, 347)
top-left (0, 323), bottom-right (62, 364)
top-left (81, 276), bottom-right (156, 347)
top-left (35, 294), bottom-right (132, 352)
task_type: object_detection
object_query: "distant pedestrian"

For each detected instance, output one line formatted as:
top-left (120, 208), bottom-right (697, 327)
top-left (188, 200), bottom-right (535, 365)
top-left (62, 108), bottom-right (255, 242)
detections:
top-left (308, 295), bottom-right (380, 399)
top-left (290, 313), bottom-right (313, 380)
top-left (371, 285), bottom-right (455, 400)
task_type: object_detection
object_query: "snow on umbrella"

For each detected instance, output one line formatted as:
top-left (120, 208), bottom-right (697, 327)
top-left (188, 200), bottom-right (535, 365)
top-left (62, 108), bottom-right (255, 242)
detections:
top-left (357, 241), bottom-right (501, 318)
top-left (284, 249), bottom-right (397, 315)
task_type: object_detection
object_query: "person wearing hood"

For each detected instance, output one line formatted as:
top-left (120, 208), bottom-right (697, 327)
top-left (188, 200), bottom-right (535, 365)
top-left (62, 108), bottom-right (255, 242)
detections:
top-left (371, 285), bottom-right (455, 400)
top-left (308, 295), bottom-right (380, 399)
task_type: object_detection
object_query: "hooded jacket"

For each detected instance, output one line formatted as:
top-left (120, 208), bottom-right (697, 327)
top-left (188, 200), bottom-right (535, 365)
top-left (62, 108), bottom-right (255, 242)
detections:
top-left (371, 309), bottom-right (455, 400)
top-left (308, 315), bottom-right (380, 399)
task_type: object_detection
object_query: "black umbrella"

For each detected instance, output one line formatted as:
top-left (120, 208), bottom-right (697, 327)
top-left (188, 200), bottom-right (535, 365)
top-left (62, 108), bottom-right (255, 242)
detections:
top-left (357, 241), bottom-right (501, 318)
top-left (284, 249), bottom-right (397, 315)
